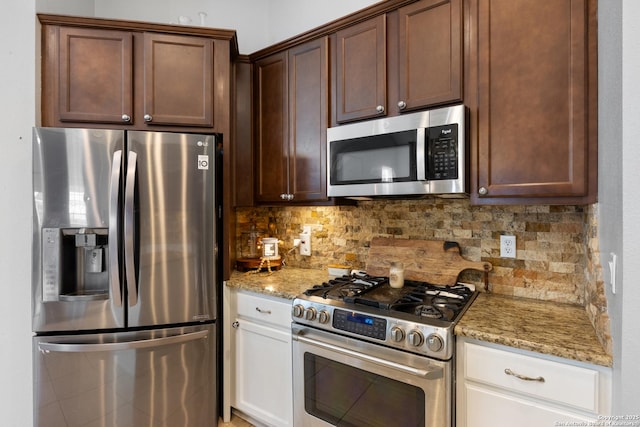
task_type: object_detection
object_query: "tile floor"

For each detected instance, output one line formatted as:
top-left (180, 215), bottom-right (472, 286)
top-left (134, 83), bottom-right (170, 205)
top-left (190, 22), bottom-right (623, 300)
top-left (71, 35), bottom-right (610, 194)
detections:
top-left (218, 414), bottom-right (255, 427)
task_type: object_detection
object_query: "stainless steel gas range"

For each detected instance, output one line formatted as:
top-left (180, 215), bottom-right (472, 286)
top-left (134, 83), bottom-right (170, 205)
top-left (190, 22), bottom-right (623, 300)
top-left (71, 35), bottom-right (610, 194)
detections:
top-left (291, 272), bottom-right (477, 427)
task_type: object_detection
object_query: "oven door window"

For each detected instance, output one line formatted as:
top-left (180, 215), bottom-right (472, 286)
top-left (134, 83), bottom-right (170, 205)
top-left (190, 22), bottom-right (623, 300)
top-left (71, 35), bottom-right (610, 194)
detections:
top-left (303, 353), bottom-right (425, 427)
top-left (329, 130), bottom-right (417, 185)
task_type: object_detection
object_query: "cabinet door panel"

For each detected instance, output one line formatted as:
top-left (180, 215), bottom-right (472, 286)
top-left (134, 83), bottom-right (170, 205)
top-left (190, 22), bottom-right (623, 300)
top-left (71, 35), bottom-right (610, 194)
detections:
top-left (398, 0), bottom-right (462, 111)
top-left (288, 38), bottom-right (329, 202)
top-left (143, 33), bottom-right (214, 127)
top-left (254, 52), bottom-right (289, 203)
top-left (473, 0), bottom-right (596, 203)
top-left (58, 27), bottom-right (133, 124)
top-left (234, 320), bottom-right (293, 427)
top-left (336, 15), bottom-right (386, 122)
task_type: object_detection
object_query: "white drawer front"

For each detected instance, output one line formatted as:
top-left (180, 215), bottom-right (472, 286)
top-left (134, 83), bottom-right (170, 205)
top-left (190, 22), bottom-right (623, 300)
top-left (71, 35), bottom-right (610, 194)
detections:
top-left (236, 291), bottom-right (291, 328)
top-left (464, 342), bottom-right (599, 412)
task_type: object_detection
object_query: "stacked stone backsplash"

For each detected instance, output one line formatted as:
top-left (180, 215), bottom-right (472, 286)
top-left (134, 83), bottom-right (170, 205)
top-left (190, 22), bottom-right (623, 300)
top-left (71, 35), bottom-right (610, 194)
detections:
top-left (235, 198), bottom-right (611, 354)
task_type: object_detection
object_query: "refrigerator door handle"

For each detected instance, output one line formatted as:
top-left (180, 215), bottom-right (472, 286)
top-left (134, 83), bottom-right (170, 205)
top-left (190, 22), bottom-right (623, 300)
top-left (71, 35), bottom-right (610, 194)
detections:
top-left (38, 330), bottom-right (208, 353)
top-left (109, 150), bottom-right (123, 307)
top-left (124, 151), bottom-right (138, 307)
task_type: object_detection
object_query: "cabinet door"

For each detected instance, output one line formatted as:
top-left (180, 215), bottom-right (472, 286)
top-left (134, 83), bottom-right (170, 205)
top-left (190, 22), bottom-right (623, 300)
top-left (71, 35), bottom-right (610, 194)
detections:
top-left (471, 0), bottom-right (597, 204)
top-left (335, 15), bottom-right (386, 123)
top-left (397, 0), bottom-right (462, 112)
top-left (288, 37), bottom-right (329, 202)
top-left (142, 33), bottom-right (214, 127)
top-left (58, 27), bottom-right (133, 124)
top-left (254, 52), bottom-right (289, 203)
top-left (234, 319), bottom-right (293, 427)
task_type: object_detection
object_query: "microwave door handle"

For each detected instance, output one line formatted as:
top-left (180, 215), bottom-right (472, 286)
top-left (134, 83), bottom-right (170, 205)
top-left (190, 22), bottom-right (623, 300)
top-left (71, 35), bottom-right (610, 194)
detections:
top-left (108, 150), bottom-right (123, 307)
top-left (124, 151), bottom-right (138, 307)
top-left (416, 128), bottom-right (426, 181)
top-left (293, 333), bottom-right (438, 379)
top-left (38, 330), bottom-right (208, 353)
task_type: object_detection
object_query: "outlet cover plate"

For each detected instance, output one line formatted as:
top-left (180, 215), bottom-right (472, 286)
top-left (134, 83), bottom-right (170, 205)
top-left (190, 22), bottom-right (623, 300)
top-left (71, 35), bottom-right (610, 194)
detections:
top-left (500, 235), bottom-right (516, 258)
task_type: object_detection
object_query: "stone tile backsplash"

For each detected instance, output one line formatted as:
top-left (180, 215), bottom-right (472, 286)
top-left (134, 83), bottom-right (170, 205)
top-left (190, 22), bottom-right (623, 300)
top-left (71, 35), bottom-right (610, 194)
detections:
top-left (235, 198), bottom-right (611, 354)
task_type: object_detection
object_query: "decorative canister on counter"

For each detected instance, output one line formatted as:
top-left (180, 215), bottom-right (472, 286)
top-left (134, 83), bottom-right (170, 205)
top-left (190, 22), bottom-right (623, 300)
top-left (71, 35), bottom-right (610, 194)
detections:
top-left (389, 261), bottom-right (405, 288)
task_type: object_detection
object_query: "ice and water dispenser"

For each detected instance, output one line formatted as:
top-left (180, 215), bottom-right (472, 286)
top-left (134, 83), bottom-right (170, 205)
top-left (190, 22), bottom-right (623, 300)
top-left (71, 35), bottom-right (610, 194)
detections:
top-left (41, 227), bottom-right (110, 302)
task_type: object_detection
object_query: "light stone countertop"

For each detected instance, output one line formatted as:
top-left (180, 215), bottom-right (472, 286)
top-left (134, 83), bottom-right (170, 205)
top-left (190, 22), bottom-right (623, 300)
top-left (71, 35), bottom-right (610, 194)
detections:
top-left (225, 267), bottom-right (327, 300)
top-left (225, 267), bottom-right (613, 367)
top-left (455, 292), bottom-right (612, 367)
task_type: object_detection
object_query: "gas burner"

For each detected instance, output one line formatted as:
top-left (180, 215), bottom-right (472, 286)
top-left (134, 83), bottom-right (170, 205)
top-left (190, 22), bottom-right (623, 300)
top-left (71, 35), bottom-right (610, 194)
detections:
top-left (415, 304), bottom-right (447, 319)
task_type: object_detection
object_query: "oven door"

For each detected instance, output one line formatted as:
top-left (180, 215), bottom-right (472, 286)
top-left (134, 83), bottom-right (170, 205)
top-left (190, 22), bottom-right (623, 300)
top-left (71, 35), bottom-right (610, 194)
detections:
top-left (292, 324), bottom-right (451, 427)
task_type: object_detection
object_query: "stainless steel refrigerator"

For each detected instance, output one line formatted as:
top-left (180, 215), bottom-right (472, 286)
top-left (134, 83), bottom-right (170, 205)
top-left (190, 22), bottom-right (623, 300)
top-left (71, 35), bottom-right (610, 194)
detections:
top-left (32, 127), bottom-right (220, 427)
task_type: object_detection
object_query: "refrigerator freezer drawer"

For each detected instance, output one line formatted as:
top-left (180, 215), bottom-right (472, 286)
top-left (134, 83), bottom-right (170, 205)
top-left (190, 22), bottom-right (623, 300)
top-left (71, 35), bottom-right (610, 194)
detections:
top-left (33, 323), bottom-right (217, 427)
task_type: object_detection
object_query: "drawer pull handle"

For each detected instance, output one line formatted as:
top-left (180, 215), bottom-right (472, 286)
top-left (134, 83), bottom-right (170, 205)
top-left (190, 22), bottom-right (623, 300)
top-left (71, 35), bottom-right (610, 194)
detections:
top-left (504, 368), bottom-right (545, 383)
top-left (256, 307), bottom-right (272, 315)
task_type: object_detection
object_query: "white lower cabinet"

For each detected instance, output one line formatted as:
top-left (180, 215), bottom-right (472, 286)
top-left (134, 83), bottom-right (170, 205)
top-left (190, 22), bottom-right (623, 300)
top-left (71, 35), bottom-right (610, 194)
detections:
top-left (223, 287), bottom-right (293, 427)
top-left (456, 338), bottom-right (612, 427)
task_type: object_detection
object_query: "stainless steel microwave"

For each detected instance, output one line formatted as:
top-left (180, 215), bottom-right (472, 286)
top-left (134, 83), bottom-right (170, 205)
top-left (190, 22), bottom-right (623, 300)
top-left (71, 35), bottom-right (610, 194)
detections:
top-left (327, 105), bottom-right (467, 199)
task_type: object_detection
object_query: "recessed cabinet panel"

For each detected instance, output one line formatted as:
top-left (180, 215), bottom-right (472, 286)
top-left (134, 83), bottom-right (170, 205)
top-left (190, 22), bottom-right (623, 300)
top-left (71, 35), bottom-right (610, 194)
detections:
top-left (254, 52), bottom-right (289, 203)
top-left (288, 38), bottom-right (329, 201)
top-left (335, 15), bottom-right (386, 122)
top-left (143, 34), bottom-right (214, 127)
top-left (398, 0), bottom-right (462, 111)
top-left (58, 27), bottom-right (133, 124)
top-left (471, 0), bottom-right (597, 204)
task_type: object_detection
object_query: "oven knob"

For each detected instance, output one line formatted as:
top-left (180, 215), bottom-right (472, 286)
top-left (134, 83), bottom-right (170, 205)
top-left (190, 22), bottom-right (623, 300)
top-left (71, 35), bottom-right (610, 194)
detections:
top-left (318, 310), bottom-right (330, 324)
top-left (305, 307), bottom-right (317, 321)
top-left (390, 326), bottom-right (405, 342)
top-left (292, 304), bottom-right (305, 318)
top-left (426, 333), bottom-right (444, 352)
top-left (407, 330), bottom-right (424, 347)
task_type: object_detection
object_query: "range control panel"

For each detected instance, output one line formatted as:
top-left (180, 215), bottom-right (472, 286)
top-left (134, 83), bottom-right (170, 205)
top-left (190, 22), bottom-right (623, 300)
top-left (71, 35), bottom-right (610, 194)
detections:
top-left (292, 298), bottom-right (453, 360)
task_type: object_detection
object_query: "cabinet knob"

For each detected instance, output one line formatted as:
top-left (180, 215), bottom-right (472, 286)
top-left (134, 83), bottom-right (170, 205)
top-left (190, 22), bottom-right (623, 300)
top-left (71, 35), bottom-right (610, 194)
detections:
top-left (288, 194), bottom-right (294, 201)
top-left (121, 114), bottom-right (131, 123)
top-left (397, 101), bottom-right (407, 110)
top-left (232, 321), bottom-right (239, 329)
top-left (478, 186), bottom-right (488, 196)
top-left (376, 105), bottom-right (385, 114)
top-left (280, 193), bottom-right (287, 200)
top-left (143, 114), bottom-right (153, 122)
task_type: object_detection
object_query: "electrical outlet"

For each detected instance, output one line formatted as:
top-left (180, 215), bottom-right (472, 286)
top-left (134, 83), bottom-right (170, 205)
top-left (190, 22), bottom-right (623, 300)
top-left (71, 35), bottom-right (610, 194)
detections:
top-left (299, 233), bottom-right (311, 256)
top-left (500, 235), bottom-right (516, 258)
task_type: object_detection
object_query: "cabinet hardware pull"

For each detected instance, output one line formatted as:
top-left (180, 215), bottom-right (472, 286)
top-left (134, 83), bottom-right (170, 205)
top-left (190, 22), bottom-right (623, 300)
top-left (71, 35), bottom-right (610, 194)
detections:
top-left (504, 368), bottom-right (545, 383)
top-left (478, 186), bottom-right (488, 196)
top-left (397, 100), bottom-right (407, 110)
top-left (143, 114), bottom-right (153, 122)
top-left (255, 307), bottom-right (272, 315)
top-left (232, 321), bottom-right (239, 329)
top-left (121, 114), bottom-right (131, 122)
top-left (376, 105), bottom-right (385, 113)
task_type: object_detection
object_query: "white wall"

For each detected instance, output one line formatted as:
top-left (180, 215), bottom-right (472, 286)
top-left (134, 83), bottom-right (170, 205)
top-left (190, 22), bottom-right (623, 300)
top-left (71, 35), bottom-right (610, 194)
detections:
top-left (618, 0), bottom-right (640, 412)
top-left (0, 2), bottom-right (36, 426)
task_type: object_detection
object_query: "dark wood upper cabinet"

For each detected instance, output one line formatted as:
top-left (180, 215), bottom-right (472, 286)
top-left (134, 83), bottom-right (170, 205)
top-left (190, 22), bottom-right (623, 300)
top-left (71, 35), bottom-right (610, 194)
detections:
top-left (468, 0), bottom-right (597, 204)
top-left (254, 52), bottom-right (289, 203)
top-left (333, 0), bottom-right (462, 124)
top-left (40, 14), bottom-right (237, 133)
top-left (396, 0), bottom-right (462, 112)
top-left (57, 27), bottom-right (133, 124)
top-left (335, 15), bottom-right (386, 122)
top-left (254, 38), bottom-right (329, 205)
top-left (142, 33), bottom-right (214, 127)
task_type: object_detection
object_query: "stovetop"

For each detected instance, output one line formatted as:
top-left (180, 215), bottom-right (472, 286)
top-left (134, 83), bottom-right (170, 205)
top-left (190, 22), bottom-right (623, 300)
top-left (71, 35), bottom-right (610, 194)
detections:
top-left (292, 272), bottom-right (478, 360)
top-left (301, 272), bottom-right (474, 323)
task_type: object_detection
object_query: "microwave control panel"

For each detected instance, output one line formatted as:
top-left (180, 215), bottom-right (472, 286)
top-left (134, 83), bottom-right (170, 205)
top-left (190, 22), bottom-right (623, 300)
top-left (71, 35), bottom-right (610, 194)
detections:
top-left (426, 124), bottom-right (459, 180)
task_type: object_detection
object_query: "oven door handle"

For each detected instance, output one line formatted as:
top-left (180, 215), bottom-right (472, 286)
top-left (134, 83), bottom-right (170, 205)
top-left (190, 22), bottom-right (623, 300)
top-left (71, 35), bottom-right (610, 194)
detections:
top-left (293, 333), bottom-right (437, 378)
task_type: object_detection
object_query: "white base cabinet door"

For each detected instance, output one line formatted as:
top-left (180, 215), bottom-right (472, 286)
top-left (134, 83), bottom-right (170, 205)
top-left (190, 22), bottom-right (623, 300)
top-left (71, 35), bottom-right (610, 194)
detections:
top-left (223, 287), bottom-right (293, 427)
top-left (456, 338), bottom-right (612, 427)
